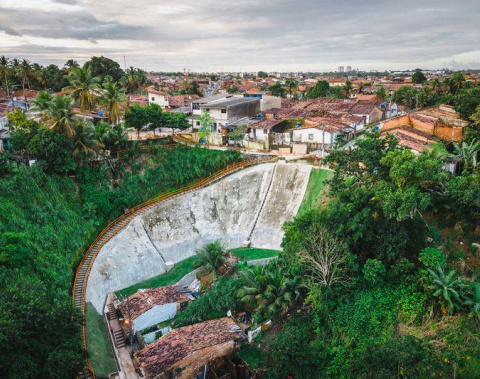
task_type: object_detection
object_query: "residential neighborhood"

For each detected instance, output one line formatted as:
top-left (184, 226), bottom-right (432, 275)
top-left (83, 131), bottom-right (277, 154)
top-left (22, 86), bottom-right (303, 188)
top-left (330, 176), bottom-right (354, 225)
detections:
top-left (2, 1), bottom-right (480, 378)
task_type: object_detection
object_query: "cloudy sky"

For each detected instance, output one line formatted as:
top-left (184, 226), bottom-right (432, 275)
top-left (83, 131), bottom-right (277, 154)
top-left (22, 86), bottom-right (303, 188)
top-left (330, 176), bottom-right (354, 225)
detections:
top-left (1, 0), bottom-right (479, 72)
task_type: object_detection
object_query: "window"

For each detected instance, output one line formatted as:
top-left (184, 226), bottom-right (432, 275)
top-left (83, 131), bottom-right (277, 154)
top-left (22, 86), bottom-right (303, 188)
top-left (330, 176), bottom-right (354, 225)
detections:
top-left (308, 133), bottom-right (314, 141)
top-left (196, 121), bottom-right (200, 126)
top-left (221, 109), bottom-right (227, 114)
top-left (151, 97), bottom-right (155, 101)
top-left (264, 129), bottom-right (268, 134)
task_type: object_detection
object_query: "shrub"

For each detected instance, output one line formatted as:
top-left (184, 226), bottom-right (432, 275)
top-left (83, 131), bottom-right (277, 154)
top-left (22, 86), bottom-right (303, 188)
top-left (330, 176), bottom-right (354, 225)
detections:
top-left (363, 259), bottom-right (386, 285)
top-left (419, 247), bottom-right (446, 269)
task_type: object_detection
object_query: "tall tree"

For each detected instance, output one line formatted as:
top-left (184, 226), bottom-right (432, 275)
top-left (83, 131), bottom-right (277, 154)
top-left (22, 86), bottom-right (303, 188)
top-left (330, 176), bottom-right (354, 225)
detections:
top-left (99, 82), bottom-right (127, 124)
top-left (42, 95), bottom-right (77, 138)
top-left (64, 66), bottom-right (101, 114)
top-left (0, 56), bottom-right (11, 97)
top-left (285, 78), bottom-right (299, 98)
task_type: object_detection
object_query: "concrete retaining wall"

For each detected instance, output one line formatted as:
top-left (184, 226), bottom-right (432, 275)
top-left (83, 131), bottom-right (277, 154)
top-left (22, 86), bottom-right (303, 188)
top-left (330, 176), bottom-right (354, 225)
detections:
top-left (86, 162), bottom-right (311, 313)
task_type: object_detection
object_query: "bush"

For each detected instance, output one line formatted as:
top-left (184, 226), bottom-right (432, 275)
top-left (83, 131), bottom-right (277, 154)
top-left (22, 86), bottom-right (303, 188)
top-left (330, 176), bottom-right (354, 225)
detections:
top-left (363, 259), bottom-right (386, 285)
top-left (419, 247), bottom-right (446, 269)
top-left (174, 277), bottom-right (242, 327)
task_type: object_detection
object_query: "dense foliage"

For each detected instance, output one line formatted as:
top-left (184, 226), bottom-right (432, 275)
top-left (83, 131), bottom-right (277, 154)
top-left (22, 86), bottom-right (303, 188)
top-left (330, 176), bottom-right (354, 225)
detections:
top-left (0, 139), bottom-right (242, 377)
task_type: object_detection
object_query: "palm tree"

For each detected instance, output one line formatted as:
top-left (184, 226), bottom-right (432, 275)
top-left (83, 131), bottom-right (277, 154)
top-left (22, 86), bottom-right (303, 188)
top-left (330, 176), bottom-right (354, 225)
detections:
top-left (0, 56), bottom-right (11, 97)
top-left (99, 82), bottom-right (127, 124)
top-left (73, 121), bottom-right (103, 159)
top-left (238, 266), bottom-right (300, 318)
top-left (452, 139), bottom-right (480, 173)
top-left (64, 66), bottom-right (101, 114)
top-left (19, 59), bottom-right (33, 92)
top-left (255, 268), bottom-right (300, 317)
top-left (450, 72), bottom-right (466, 95)
top-left (285, 78), bottom-right (299, 99)
top-left (464, 282), bottom-right (480, 321)
top-left (195, 240), bottom-right (227, 274)
top-left (30, 91), bottom-right (54, 112)
top-left (42, 95), bottom-right (77, 138)
top-left (237, 265), bottom-right (268, 306)
top-left (99, 122), bottom-right (131, 152)
top-left (428, 267), bottom-right (464, 315)
top-left (342, 80), bottom-right (353, 99)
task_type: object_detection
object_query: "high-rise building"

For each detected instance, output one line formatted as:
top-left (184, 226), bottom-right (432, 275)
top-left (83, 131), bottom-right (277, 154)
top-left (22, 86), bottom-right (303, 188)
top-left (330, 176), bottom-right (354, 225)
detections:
top-left (338, 66), bottom-right (344, 73)
top-left (346, 66), bottom-right (352, 72)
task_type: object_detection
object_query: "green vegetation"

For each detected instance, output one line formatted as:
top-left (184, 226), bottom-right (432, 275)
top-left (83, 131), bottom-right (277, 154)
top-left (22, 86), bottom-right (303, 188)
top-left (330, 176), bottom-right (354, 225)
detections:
top-left (0, 168), bottom-right (89, 377)
top-left (85, 304), bottom-right (117, 377)
top-left (230, 247), bottom-right (280, 261)
top-left (1, 103), bottom-right (242, 376)
top-left (297, 168), bottom-right (332, 214)
top-left (116, 256), bottom-right (197, 298)
top-left (174, 276), bottom-right (243, 327)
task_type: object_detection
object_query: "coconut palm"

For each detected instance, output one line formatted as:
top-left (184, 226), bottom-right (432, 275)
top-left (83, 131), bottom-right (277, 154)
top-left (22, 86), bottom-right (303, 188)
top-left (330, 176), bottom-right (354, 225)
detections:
top-left (195, 240), bottom-right (226, 274)
top-left (64, 66), bottom-right (101, 114)
top-left (99, 122), bottom-right (131, 152)
top-left (256, 268), bottom-right (300, 317)
top-left (452, 139), bottom-right (480, 173)
top-left (237, 265), bottom-right (268, 305)
top-left (99, 82), bottom-right (127, 124)
top-left (19, 59), bottom-right (33, 92)
top-left (238, 266), bottom-right (300, 318)
top-left (464, 282), bottom-right (480, 321)
top-left (285, 78), bottom-right (299, 98)
top-left (428, 267), bottom-right (464, 315)
top-left (342, 80), bottom-right (354, 99)
top-left (72, 121), bottom-right (103, 159)
top-left (30, 91), bottom-right (54, 112)
top-left (0, 56), bottom-right (11, 97)
top-left (42, 95), bottom-right (77, 138)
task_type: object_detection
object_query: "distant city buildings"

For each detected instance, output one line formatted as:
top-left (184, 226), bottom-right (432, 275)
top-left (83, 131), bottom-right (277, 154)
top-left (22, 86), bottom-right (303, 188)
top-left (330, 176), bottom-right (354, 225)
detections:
top-left (338, 66), bottom-right (344, 73)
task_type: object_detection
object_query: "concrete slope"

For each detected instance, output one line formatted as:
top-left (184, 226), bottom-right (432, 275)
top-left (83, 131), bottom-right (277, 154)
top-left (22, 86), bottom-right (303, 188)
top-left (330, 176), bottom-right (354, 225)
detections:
top-left (250, 162), bottom-right (311, 249)
top-left (86, 162), bottom-right (310, 313)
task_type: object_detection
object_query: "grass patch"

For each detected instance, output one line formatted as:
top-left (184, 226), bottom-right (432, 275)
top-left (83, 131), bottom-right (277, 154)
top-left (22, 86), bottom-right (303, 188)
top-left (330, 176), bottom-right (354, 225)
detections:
top-left (229, 247), bottom-right (280, 261)
top-left (297, 168), bottom-right (332, 215)
top-left (238, 343), bottom-right (269, 369)
top-left (85, 303), bottom-right (117, 377)
top-left (116, 255), bottom-right (197, 298)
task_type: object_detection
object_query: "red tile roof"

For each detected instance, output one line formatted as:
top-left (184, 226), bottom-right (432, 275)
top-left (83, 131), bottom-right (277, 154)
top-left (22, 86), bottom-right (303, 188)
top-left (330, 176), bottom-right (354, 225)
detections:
top-left (118, 285), bottom-right (191, 320)
top-left (135, 317), bottom-right (245, 377)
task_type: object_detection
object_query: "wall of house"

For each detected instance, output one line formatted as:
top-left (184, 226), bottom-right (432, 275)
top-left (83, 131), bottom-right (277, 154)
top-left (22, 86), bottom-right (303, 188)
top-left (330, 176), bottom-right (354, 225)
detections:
top-left (260, 96), bottom-right (281, 111)
top-left (168, 340), bottom-right (235, 379)
top-left (86, 162), bottom-right (311, 313)
top-left (380, 115), bottom-right (411, 131)
top-left (227, 101), bottom-right (261, 124)
top-left (292, 128), bottom-right (334, 144)
top-left (148, 92), bottom-right (169, 108)
top-left (434, 122), bottom-right (463, 142)
top-left (410, 116), bottom-right (435, 135)
top-left (369, 108), bottom-right (384, 124)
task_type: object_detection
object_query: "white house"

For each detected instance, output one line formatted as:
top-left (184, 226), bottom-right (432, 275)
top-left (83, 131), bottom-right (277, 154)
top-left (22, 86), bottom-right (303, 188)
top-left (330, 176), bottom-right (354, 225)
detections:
top-left (116, 285), bottom-right (193, 333)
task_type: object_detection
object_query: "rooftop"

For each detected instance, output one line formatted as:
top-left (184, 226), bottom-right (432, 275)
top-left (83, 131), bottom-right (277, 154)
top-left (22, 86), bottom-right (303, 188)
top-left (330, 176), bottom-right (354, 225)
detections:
top-left (200, 97), bottom-right (259, 109)
top-left (117, 285), bottom-right (191, 320)
top-left (135, 317), bottom-right (245, 377)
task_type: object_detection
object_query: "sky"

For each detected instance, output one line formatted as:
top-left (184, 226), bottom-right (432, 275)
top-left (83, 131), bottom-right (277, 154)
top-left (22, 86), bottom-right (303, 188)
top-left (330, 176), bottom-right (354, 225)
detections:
top-left (1, 0), bottom-right (480, 72)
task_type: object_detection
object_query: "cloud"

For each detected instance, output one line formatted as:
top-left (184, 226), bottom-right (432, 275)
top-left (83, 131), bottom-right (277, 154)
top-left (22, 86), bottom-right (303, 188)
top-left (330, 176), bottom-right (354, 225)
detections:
top-left (0, 25), bottom-right (22, 37)
top-left (0, 0), bottom-right (480, 71)
top-left (51, 0), bottom-right (79, 4)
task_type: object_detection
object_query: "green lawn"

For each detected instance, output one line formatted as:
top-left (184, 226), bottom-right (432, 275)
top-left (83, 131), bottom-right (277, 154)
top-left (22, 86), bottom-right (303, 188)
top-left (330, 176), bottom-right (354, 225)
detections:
top-left (229, 247), bottom-right (280, 261)
top-left (85, 303), bottom-right (117, 377)
top-left (115, 255), bottom-right (197, 298)
top-left (297, 168), bottom-right (332, 215)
